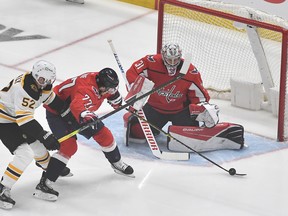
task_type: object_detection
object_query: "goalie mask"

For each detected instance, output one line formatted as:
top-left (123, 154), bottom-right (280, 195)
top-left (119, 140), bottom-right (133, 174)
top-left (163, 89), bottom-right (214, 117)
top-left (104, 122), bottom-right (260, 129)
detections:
top-left (31, 60), bottom-right (56, 88)
top-left (96, 67), bottom-right (119, 94)
top-left (161, 43), bottom-right (182, 76)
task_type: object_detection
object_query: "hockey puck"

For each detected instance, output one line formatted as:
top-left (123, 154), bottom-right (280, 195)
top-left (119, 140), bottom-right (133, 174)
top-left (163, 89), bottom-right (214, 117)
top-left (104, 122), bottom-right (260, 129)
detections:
top-left (229, 168), bottom-right (236, 176)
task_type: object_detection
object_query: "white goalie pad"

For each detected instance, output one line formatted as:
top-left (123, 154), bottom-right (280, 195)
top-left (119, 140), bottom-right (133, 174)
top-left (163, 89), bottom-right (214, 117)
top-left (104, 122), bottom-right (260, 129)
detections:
top-left (167, 123), bottom-right (245, 153)
top-left (124, 75), bottom-right (155, 111)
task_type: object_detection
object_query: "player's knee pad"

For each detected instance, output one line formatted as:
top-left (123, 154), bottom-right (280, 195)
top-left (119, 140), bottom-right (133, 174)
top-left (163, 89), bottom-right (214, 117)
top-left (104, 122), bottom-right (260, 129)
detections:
top-left (1, 144), bottom-right (33, 188)
top-left (59, 138), bottom-right (78, 158)
top-left (29, 140), bottom-right (50, 170)
top-left (12, 143), bottom-right (34, 172)
top-left (93, 126), bottom-right (115, 149)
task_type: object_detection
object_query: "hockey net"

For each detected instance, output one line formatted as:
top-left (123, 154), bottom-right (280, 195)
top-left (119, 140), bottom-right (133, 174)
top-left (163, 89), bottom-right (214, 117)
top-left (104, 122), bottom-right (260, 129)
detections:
top-left (157, 0), bottom-right (288, 141)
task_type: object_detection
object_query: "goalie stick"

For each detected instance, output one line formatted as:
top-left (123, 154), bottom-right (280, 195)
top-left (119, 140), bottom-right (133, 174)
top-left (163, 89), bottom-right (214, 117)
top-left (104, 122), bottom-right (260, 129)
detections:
top-left (108, 39), bottom-right (190, 160)
top-left (128, 109), bottom-right (246, 176)
top-left (58, 53), bottom-right (189, 143)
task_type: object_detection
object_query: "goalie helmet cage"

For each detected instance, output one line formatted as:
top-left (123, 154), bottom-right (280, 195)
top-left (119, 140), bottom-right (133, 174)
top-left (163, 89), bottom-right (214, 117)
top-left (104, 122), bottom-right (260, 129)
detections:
top-left (157, 0), bottom-right (288, 141)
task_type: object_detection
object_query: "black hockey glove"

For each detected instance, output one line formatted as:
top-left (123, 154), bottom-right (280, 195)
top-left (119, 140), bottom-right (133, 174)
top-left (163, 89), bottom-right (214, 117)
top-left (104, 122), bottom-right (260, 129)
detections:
top-left (60, 106), bottom-right (77, 126)
top-left (37, 130), bottom-right (60, 151)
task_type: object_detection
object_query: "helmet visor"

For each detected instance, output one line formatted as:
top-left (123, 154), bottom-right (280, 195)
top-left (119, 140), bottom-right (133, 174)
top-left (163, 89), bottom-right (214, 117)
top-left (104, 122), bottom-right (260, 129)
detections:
top-left (165, 56), bottom-right (181, 66)
top-left (36, 76), bottom-right (55, 87)
top-left (102, 85), bottom-right (119, 95)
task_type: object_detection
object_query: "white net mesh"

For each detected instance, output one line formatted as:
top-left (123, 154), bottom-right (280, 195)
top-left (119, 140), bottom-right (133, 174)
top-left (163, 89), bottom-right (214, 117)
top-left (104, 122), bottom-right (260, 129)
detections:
top-left (159, 0), bottom-right (288, 140)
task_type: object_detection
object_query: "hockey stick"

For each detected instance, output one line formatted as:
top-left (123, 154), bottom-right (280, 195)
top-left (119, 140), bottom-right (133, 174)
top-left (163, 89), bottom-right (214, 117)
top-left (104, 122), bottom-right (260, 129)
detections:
top-left (128, 109), bottom-right (246, 176)
top-left (108, 39), bottom-right (189, 160)
top-left (58, 58), bottom-right (188, 143)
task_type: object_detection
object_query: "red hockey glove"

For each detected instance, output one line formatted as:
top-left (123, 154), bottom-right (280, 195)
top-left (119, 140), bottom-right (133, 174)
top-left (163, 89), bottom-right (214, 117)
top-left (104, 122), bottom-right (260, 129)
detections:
top-left (107, 91), bottom-right (122, 109)
top-left (80, 111), bottom-right (98, 129)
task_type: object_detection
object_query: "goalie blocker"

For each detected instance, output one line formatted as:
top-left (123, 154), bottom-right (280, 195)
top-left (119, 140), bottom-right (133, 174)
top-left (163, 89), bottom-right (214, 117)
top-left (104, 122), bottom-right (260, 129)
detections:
top-left (167, 123), bottom-right (245, 152)
top-left (123, 75), bottom-right (155, 145)
top-left (124, 75), bottom-right (154, 111)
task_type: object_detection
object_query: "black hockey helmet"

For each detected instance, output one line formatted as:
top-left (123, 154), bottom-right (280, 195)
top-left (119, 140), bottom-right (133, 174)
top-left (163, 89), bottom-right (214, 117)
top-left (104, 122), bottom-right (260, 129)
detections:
top-left (96, 67), bottom-right (119, 91)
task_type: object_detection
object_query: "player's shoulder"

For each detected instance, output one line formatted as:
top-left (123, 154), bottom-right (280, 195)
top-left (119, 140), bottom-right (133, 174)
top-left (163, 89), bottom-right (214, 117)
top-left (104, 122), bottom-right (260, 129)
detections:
top-left (181, 63), bottom-right (200, 80)
top-left (76, 72), bottom-right (97, 83)
top-left (188, 64), bottom-right (199, 74)
top-left (144, 54), bottom-right (161, 62)
top-left (74, 72), bottom-right (98, 93)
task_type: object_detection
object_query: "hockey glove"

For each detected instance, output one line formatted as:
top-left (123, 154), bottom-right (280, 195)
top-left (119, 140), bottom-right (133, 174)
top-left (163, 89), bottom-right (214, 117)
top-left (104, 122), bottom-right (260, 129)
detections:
top-left (80, 111), bottom-right (98, 129)
top-left (37, 131), bottom-right (60, 150)
top-left (107, 91), bottom-right (122, 109)
top-left (124, 75), bottom-right (154, 111)
top-left (189, 102), bottom-right (220, 128)
top-left (60, 106), bottom-right (77, 126)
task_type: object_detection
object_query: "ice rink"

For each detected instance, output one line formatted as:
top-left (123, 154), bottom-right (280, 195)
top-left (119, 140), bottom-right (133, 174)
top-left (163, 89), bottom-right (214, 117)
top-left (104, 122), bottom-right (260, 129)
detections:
top-left (1, 0), bottom-right (288, 215)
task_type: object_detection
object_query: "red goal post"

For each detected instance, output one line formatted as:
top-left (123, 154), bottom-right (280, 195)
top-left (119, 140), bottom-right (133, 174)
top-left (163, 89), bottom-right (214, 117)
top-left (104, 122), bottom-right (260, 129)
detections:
top-left (157, 0), bottom-right (288, 141)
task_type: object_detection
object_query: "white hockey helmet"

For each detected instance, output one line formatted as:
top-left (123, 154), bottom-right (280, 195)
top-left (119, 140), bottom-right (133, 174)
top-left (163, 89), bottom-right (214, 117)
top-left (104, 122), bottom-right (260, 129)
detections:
top-left (161, 43), bottom-right (182, 76)
top-left (31, 60), bottom-right (56, 88)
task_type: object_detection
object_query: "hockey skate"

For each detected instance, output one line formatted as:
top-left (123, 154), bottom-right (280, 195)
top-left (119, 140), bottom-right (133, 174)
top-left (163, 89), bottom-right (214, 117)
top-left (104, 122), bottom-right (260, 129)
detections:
top-left (36, 162), bottom-right (73, 177)
top-left (66, 0), bottom-right (84, 4)
top-left (59, 166), bottom-right (73, 177)
top-left (33, 176), bottom-right (59, 201)
top-left (0, 183), bottom-right (15, 210)
top-left (111, 160), bottom-right (135, 178)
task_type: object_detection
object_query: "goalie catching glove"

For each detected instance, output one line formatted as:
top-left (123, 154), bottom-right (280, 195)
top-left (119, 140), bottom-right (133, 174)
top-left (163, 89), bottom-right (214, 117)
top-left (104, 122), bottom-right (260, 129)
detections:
top-left (189, 102), bottom-right (220, 128)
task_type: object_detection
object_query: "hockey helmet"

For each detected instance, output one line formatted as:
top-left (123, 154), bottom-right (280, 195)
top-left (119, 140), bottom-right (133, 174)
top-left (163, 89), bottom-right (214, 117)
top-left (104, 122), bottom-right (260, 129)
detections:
top-left (31, 60), bottom-right (56, 88)
top-left (161, 43), bottom-right (182, 76)
top-left (96, 68), bottom-right (119, 94)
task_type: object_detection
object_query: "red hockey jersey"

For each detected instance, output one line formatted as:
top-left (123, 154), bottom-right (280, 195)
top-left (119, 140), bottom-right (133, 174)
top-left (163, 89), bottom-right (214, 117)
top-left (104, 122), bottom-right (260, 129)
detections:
top-left (46, 72), bottom-right (115, 122)
top-left (126, 54), bottom-right (210, 114)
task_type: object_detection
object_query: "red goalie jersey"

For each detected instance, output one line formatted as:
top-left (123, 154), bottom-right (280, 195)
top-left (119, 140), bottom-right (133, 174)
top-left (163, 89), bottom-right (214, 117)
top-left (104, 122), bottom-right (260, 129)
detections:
top-left (126, 54), bottom-right (210, 114)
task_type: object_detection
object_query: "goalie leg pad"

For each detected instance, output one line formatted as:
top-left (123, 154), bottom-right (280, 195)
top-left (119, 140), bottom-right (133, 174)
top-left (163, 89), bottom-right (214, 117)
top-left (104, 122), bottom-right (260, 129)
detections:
top-left (167, 123), bottom-right (244, 152)
top-left (123, 112), bottom-right (146, 146)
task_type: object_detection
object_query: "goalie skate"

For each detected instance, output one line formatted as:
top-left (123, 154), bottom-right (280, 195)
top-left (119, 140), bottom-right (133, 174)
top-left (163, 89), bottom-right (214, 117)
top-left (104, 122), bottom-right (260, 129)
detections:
top-left (111, 160), bottom-right (135, 178)
top-left (33, 177), bottom-right (59, 201)
top-left (0, 184), bottom-right (15, 210)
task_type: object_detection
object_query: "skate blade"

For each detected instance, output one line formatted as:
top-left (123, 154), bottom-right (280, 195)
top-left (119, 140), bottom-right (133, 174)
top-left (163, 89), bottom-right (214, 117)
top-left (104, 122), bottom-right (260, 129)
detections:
top-left (113, 169), bottom-right (135, 178)
top-left (33, 190), bottom-right (58, 201)
top-left (0, 201), bottom-right (14, 210)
